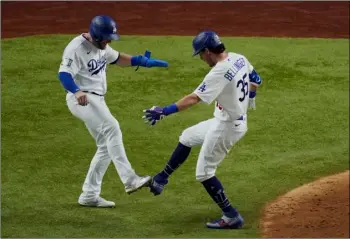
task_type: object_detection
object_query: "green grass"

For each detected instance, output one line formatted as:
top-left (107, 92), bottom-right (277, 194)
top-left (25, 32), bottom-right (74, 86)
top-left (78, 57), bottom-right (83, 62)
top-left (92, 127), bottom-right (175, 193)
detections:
top-left (1, 35), bottom-right (349, 238)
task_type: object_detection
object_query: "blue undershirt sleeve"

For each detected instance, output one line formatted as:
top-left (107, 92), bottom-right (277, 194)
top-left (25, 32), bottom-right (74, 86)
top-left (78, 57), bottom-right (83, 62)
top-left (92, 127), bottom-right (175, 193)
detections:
top-left (58, 72), bottom-right (80, 93)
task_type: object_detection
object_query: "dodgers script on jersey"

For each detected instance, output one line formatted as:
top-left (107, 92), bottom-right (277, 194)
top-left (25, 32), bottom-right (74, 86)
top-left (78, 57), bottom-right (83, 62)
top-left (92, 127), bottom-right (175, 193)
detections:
top-left (194, 52), bottom-right (255, 121)
top-left (58, 34), bottom-right (120, 95)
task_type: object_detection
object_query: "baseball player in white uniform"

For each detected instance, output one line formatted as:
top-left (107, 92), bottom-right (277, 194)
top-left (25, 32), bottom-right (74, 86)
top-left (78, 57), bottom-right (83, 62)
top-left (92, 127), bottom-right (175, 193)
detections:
top-left (142, 31), bottom-right (262, 229)
top-left (58, 15), bottom-right (168, 208)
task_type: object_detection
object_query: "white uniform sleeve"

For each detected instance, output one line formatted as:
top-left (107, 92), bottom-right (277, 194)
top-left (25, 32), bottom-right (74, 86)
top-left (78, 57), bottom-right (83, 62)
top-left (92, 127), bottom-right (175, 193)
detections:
top-left (58, 48), bottom-right (81, 77)
top-left (193, 67), bottom-right (229, 105)
top-left (246, 57), bottom-right (254, 73)
top-left (105, 45), bottom-right (120, 64)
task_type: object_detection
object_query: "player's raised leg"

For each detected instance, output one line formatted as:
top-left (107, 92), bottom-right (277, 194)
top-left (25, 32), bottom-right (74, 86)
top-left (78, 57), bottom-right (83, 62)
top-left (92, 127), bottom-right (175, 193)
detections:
top-left (102, 117), bottom-right (151, 194)
top-left (94, 99), bottom-right (151, 194)
top-left (67, 93), bottom-right (150, 205)
top-left (196, 118), bottom-right (247, 229)
top-left (149, 119), bottom-right (214, 195)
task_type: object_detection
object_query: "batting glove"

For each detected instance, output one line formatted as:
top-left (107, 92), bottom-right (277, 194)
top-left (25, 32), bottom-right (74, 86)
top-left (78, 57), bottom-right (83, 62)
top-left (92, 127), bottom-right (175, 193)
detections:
top-left (143, 106), bottom-right (167, 126)
top-left (248, 91), bottom-right (256, 110)
top-left (132, 50), bottom-right (168, 71)
top-left (248, 98), bottom-right (256, 110)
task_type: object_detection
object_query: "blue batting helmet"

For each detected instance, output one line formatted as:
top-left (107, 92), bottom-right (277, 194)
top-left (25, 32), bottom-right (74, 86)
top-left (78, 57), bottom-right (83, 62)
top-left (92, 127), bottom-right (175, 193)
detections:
top-left (90, 15), bottom-right (120, 42)
top-left (192, 30), bottom-right (222, 56)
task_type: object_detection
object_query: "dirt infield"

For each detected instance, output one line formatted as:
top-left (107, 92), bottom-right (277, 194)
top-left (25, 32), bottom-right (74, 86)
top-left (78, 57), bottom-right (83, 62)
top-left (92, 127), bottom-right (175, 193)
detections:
top-left (260, 171), bottom-right (349, 238)
top-left (1, 1), bottom-right (349, 237)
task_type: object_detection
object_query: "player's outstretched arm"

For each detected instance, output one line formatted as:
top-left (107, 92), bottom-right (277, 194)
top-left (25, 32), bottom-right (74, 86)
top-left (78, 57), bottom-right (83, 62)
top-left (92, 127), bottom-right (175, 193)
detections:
top-left (142, 93), bottom-right (201, 126)
top-left (174, 93), bottom-right (201, 111)
top-left (114, 50), bottom-right (168, 69)
top-left (115, 53), bottom-right (133, 66)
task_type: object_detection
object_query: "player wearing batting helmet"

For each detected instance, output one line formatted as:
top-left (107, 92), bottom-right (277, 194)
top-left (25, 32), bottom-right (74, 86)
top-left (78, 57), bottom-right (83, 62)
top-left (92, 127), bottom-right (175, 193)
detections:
top-left (57, 15), bottom-right (168, 208)
top-left (142, 30), bottom-right (262, 229)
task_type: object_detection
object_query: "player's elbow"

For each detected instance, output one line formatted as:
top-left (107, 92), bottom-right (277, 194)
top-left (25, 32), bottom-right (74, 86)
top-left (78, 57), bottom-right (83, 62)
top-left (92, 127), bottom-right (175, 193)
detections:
top-left (58, 72), bottom-right (80, 93)
top-left (58, 71), bottom-right (72, 80)
top-left (190, 93), bottom-right (201, 105)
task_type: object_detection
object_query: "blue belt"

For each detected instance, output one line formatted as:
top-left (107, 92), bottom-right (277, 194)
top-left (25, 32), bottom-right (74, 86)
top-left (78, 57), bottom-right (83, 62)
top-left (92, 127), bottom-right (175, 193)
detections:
top-left (237, 116), bottom-right (244, 120)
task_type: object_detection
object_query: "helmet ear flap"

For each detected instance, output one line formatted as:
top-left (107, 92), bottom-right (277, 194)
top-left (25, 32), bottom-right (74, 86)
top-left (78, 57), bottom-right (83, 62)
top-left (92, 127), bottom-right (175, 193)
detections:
top-left (95, 35), bottom-right (101, 42)
top-left (90, 26), bottom-right (100, 42)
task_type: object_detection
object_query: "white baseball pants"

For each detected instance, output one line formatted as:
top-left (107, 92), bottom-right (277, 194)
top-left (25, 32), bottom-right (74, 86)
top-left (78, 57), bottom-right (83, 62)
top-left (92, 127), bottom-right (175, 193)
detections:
top-left (179, 117), bottom-right (248, 182)
top-left (66, 92), bottom-right (137, 200)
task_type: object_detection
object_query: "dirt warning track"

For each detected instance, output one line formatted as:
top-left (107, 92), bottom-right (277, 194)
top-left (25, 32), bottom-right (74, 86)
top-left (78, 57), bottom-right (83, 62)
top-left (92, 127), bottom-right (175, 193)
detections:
top-left (1, 1), bottom-right (349, 39)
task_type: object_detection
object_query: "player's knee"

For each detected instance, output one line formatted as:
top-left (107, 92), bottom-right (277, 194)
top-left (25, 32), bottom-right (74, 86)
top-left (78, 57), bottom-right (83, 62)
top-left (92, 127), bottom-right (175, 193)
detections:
top-left (179, 128), bottom-right (194, 147)
top-left (103, 121), bottom-right (124, 146)
top-left (104, 119), bottom-right (121, 137)
top-left (195, 173), bottom-right (215, 182)
top-left (195, 164), bottom-right (216, 182)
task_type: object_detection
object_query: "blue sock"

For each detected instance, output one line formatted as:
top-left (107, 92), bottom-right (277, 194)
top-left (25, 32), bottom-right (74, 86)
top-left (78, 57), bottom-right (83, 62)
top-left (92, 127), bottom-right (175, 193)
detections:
top-left (201, 176), bottom-right (238, 217)
top-left (158, 142), bottom-right (191, 179)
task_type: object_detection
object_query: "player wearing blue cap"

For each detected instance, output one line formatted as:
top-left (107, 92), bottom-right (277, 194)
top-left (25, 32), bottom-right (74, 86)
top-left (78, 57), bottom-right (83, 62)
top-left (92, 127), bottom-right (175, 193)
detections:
top-left (143, 30), bottom-right (262, 229)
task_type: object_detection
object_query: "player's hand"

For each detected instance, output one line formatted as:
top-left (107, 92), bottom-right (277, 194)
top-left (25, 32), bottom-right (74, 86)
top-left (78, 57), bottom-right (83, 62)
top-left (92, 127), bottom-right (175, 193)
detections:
top-left (74, 91), bottom-right (89, 106)
top-left (146, 58), bottom-right (168, 68)
top-left (135, 51), bottom-right (168, 70)
top-left (248, 98), bottom-right (256, 110)
top-left (142, 106), bottom-right (166, 126)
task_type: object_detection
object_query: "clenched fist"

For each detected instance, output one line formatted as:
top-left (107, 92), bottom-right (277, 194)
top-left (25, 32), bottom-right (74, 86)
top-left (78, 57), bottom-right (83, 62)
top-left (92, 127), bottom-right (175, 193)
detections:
top-left (74, 91), bottom-right (89, 106)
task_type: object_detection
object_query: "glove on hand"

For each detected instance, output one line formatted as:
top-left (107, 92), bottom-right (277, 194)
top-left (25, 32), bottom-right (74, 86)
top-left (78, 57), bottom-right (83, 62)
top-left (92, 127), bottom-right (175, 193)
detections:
top-left (248, 91), bottom-right (256, 110)
top-left (248, 98), bottom-right (256, 110)
top-left (132, 50), bottom-right (168, 71)
top-left (142, 106), bottom-right (167, 126)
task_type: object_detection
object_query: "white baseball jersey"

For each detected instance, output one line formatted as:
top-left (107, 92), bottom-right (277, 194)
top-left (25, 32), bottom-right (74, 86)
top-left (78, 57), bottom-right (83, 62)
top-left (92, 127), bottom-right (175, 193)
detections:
top-left (194, 52), bottom-right (255, 121)
top-left (58, 34), bottom-right (120, 95)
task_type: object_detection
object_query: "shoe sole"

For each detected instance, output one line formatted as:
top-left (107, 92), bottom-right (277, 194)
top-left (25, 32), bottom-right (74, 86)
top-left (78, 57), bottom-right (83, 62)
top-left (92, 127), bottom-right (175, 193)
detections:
top-left (126, 176), bottom-right (152, 195)
top-left (206, 222), bottom-right (243, 229)
top-left (78, 202), bottom-right (116, 208)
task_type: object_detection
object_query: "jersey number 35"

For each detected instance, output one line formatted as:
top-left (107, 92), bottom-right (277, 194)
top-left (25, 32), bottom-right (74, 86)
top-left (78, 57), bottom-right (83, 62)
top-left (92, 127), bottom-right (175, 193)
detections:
top-left (236, 73), bottom-right (248, 102)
